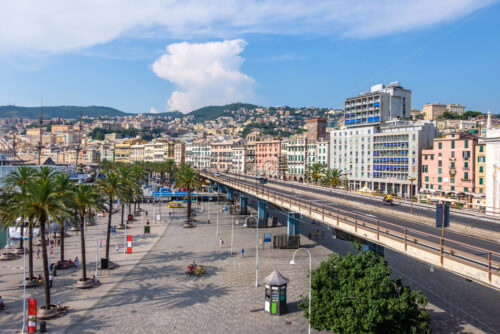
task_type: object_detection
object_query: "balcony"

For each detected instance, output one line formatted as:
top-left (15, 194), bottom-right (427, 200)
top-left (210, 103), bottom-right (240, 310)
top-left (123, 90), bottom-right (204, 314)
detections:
top-left (449, 168), bottom-right (457, 175)
top-left (449, 157), bottom-right (456, 161)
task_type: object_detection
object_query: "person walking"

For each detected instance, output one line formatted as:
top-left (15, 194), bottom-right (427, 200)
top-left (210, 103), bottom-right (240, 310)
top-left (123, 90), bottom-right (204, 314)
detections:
top-left (241, 248), bottom-right (245, 257)
top-left (36, 247), bottom-right (40, 259)
top-left (49, 244), bottom-right (53, 255)
top-left (219, 239), bottom-right (224, 248)
top-left (74, 257), bottom-right (79, 269)
top-left (116, 244), bottom-right (120, 253)
top-left (49, 274), bottom-right (53, 288)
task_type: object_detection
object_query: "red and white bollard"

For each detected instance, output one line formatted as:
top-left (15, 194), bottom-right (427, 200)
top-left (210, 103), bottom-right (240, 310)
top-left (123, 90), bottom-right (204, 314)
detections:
top-left (127, 235), bottom-right (132, 254)
top-left (28, 298), bottom-right (37, 333)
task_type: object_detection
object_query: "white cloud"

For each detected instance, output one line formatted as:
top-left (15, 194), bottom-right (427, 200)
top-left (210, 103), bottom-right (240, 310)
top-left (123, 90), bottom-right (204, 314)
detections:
top-left (0, 0), bottom-right (495, 54)
top-left (152, 39), bottom-right (255, 113)
top-left (149, 107), bottom-right (158, 114)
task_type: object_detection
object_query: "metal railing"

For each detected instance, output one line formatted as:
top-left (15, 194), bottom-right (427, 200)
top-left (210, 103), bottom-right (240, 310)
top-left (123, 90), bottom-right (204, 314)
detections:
top-left (203, 172), bottom-right (500, 288)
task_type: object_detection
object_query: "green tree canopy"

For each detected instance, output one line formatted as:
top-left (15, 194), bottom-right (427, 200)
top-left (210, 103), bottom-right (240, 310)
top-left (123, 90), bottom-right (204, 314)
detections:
top-left (301, 248), bottom-right (431, 334)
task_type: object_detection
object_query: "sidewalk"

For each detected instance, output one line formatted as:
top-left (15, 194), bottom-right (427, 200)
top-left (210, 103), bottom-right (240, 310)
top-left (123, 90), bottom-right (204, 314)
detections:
top-left (0, 202), bottom-right (168, 334)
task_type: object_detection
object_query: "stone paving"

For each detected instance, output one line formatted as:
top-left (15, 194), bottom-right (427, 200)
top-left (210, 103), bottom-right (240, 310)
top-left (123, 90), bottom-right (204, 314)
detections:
top-left (1, 198), bottom-right (499, 333)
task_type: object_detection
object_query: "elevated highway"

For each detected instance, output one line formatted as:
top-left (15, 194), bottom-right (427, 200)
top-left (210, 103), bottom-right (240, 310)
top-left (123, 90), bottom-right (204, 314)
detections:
top-left (201, 172), bottom-right (500, 290)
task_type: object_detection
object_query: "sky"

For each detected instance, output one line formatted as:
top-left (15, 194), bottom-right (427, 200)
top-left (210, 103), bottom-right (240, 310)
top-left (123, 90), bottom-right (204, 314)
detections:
top-left (0, 0), bottom-right (499, 114)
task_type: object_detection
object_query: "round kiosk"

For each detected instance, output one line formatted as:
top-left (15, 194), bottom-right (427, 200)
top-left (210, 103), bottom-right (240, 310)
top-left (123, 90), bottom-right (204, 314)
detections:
top-left (263, 270), bottom-right (288, 316)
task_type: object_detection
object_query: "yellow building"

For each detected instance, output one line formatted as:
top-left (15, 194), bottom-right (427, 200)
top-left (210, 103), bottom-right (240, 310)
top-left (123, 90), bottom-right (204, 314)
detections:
top-left (423, 103), bottom-right (448, 121)
top-left (475, 143), bottom-right (486, 194)
top-left (51, 124), bottom-right (71, 132)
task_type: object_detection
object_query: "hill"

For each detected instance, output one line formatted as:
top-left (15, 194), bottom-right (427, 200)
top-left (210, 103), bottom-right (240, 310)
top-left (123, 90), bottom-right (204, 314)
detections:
top-left (0, 105), bottom-right (128, 119)
top-left (187, 103), bottom-right (260, 121)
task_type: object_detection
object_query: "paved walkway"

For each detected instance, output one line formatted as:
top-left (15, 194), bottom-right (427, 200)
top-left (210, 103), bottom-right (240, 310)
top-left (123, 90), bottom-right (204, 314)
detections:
top-left (0, 202), bottom-right (168, 333)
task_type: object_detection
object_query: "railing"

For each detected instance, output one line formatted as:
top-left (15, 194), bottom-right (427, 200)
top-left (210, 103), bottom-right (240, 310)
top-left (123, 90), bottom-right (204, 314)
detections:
top-left (203, 172), bottom-right (500, 289)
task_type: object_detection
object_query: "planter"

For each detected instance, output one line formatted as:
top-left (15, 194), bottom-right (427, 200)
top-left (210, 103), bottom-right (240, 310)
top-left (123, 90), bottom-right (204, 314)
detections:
top-left (0, 253), bottom-right (18, 261)
top-left (183, 223), bottom-right (194, 228)
top-left (18, 278), bottom-right (39, 288)
top-left (98, 260), bottom-right (119, 270)
top-left (38, 304), bottom-right (58, 319)
top-left (74, 278), bottom-right (98, 289)
top-left (12, 247), bottom-right (28, 255)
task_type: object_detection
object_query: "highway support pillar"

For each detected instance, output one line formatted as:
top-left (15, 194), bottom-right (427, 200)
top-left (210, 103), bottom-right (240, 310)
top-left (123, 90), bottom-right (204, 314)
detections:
top-left (227, 188), bottom-right (234, 200)
top-left (217, 184), bottom-right (225, 193)
top-left (239, 196), bottom-right (248, 215)
top-left (287, 212), bottom-right (300, 236)
top-left (258, 199), bottom-right (268, 227)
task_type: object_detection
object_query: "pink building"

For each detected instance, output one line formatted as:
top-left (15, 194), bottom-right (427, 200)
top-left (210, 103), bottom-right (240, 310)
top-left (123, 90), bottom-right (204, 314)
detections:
top-left (256, 139), bottom-right (281, 177)
top-left (174, 142), bottom-right (185, 165)
top-left (210, 140), bottom-right (233, 171)
top-left (421, 133), bottom-right (478, 194)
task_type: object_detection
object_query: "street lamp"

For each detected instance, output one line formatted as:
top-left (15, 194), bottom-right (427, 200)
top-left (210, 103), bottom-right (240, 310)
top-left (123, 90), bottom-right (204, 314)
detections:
top-left (289, 247), bottom-right (312, 334)
top-left (408, 176), bottom-right (416, 215)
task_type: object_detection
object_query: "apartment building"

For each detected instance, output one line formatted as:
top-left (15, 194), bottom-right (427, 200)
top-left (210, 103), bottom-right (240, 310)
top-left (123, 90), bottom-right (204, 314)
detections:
top-left (144, 143), bottom-right (154, 162)
top-left (421, 133), bottom-right (477, 194)
top-left (255, 139), bottom-right (281, 178)
top-left (114, 142), bottom-right (132, 163)
top-left (423, 103), bottom-right (448, 121)
top-left (475, 143), bottom-right (486, 194)
top-left (130, 143), bottom-right (145, 162)
top-left (174, 142), bottom-right (185, 165)
top-left (191, 141), bottom-right (211, 170)
top-left (211, 140), bottom-right (233, 171)
top-left (231, 144), bottom-right (246, 174)
top-left (286, 135), bottom-right (307, 180)
top-left (481, 127), bottom-right (500, 215)
top-left (344, 82), bottom-right (411, 128)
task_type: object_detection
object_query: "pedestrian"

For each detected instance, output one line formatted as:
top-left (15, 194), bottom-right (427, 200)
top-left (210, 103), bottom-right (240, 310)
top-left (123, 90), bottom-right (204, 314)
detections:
top-left (116, 244), bottom-right (120, 253)
top-left (241, 248), bottom-right (244, 257)
top-left (49, 244), bottom-right (53, 255)
top-left (74, 257), bottom-right (79, 269)
top-left (36, 247), bottom-right (40, 259)
top-left (219, 239), bottom-right (224, 248)
top-left (146, 219), bottom-right (150, 225)
top-left (315, 230), bottom-right (319, 239)
top-left (53, 231), bottom-right (57, 241)
top-left (49, 274), bottom-right (53, 288)
top-left (99, 239), bottom-right (102, 248)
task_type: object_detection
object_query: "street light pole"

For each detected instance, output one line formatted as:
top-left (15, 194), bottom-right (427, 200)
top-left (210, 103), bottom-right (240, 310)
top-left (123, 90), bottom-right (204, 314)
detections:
top-left (409, 176), bottom-right (416, 215)
top-left (216, 200), bottom-right (219, 235)
top-left (230, 215), bottom-right (234, 255)
top-left (290, 248), bottom-right (312, 334)
top-left (255, 216), bottom-right (259, 287)
top-left (22, 245), bottom-right (26, 333)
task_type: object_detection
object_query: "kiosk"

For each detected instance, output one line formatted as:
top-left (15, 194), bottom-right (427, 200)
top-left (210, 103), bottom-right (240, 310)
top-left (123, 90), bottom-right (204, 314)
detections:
top-left (263, 270), bottom-right (288, 316)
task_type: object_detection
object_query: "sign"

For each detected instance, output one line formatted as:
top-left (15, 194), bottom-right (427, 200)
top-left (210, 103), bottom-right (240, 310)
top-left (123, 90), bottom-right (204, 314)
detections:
top-left (28, 298), bottom-right (37, 333)
top-left (110, 226), bottom-right (116, 234)
top-left (264, 233), bottom-right (272, 243)
top-left (156, 214), bottom-right (161, 221)
top-left (127, 235), bottom-right (132, 254)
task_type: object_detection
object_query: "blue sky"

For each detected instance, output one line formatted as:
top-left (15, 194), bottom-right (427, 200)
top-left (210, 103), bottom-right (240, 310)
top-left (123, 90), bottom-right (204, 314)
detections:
top-left (0, 1), bottom-right (499, 114)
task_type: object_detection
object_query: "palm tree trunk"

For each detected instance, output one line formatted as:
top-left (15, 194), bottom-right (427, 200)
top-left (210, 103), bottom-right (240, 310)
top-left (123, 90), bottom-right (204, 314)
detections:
top-left (105, 198), bottom-right (113, 260)
top-left (80, 209), bottom-right (87, 281)
top-left (39, 217), bottom-right (51, 306)
top-left (128, 202), bottom-right (131, 216)
top-left (28, 224), bottom-right (34, 279)
top-left (19, 221), bottom-right (24, 250)
top-left (187, 189), bottom-right (192, 225)
top-left (60, 222), bottom-right (65, 263)
top-left (120, 203), bottom-right (125, 227)
top-left (134, 200), bottom-right (137, 214)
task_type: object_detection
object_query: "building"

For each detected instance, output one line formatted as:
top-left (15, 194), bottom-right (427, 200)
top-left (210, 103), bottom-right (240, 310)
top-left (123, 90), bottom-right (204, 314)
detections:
top-left (191, 141), bottom-right (211, 170)
top-left (475, 143), bottom-right (486, 195)
top-left (447, 104), bottom-right (466, 115)
top-left (481, 126), bottom-right (500, 215)
top-left (316, 139), bottom-right (330, 167)
top-left (211, 140), bottom-right (233, 171)
top-left (144, 143), bottom-right (155, 162)
top-left (130, 143), bottom-right (145, 162)
top-left (305, 117), bottom-right (327, 142)
top-left (99, 146), bottom-right (114, 162)
top-left (421, 133), bottom-right (478, 194)
top-left (174, 142), bottom-right (185, 165)
top-left (114, 142), bottom-right (132, 163)
top-left (286, 135), bottom-right (307, 180)
top-left (423, 103), bottom-right (448, 121)
top-left (51, 124), bottom-right (71, 133)
top-left (255, 139), bottom-right (281, 178)
top-left (330, 121), bottom-right (436, 196)
top-left (344, 82), bottom-right (411, 128)
top-left (231, 144), bottom-right (246, 174)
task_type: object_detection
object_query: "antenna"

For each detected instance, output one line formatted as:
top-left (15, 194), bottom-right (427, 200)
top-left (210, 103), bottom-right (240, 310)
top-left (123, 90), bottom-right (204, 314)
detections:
top-left (37, 105), bottom-right (44, 165)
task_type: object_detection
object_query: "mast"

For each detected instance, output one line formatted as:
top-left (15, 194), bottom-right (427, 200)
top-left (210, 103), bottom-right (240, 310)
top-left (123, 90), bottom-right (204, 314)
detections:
top-left (37, 106), bottom-right (43, 165)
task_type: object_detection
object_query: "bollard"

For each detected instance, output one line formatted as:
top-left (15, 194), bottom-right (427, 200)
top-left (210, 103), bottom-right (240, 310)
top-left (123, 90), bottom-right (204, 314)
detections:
top-left (40, 321), bottom-right (47, 333)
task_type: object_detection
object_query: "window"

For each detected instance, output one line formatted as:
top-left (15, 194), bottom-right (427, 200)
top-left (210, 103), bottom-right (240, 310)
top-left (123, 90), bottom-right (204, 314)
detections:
top-left (464, 140), bottom-right (468, 148)
top-left (464, 172), bottom-right (469, 180)
top-left (425, 176), bottom-right (429, 182)
top-left (464, 187), bottom-right (469, 192)
top-left (479, 178), bottom-right (484, 185)
top-left (451, 186), bottom-right (455, 191)
top-left (438, 142), bottom-right (442, 149)
top-left (438, 177), bottom-right (442, 183)
top-left (479, 166), bottom-right (484, 173)
top-left (438, 160), bottom-right (442, 167)
top-left (451, 141), bottom-right (455, 149)
top-left (450, 177), bottom-right (455, 184)
top-left (465, 162), bottom-right (469, 168)
top-left (451, 162), bottom-right (455, 168)
top-left (438, 185), bottom-right (442, 190)
top-left (480, 145), bottom-right (484, 153)
top-left (438, 168), bottom-right (442, 174)
top-left (430, 185), bottom-right (434, 189)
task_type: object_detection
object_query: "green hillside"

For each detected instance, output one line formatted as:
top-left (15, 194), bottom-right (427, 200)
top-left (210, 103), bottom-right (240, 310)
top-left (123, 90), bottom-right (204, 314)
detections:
top-left (188, 103), bottom-right (260, 121)
top-left (0, 105), bottom-right (127, 119)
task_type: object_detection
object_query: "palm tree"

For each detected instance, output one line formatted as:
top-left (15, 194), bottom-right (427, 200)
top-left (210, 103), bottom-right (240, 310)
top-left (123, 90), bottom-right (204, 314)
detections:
top-left (9, 176), bottom-right (70, 309)
top-left (53, 173), bottom-right (75, 265)
top-left (3, 167), bottom-right (35, 253)
top-left (308, 163), bottom-right (325, 184)
top-left (322, 168), bottom-right (343, 188)
top-left (175, 165), bottom-right (201, 228)
top-left (165, 159), bottom-right (176, 186)
top-left (117, 165), bottom-right (134, 227)
top-left (98, 171), bottom-right (124, 260)
top-left (131, 163), bottom-right (147, 213)
top-left (73, 185), bottom-right (105, 283)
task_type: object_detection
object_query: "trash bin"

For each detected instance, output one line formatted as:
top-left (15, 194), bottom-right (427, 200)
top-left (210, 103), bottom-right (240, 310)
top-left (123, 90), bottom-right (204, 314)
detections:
top-left (101, 258), bottom-right (109, 269)
top-left (40, 320), bottom-right (47, 333)
top-left (144, 226), bottom-right (150, 234)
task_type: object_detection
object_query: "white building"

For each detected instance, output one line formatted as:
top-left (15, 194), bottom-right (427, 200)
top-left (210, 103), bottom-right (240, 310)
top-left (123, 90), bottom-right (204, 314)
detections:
top-left (286, 135), bottom-right (307, 180)
top-left (191, 141), bottom-right (211, 170)
top-left (231, 145), bottom-right (246, 173)
top-left (482, 127), bottom-right (500, 215)
top-left (144, 143), bottom-right (154, 162)
top-left (344, 82), bottom-right (411, 128)
top-left (316, 139), bottom-right (330, 167)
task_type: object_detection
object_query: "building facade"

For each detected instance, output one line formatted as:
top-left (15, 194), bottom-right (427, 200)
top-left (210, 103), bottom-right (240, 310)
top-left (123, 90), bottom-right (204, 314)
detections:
top-left (211, 140), bottom-right (233, 171)
top-left (286, 135), bottom-right (307, 180)
top-left (481, 128), bottom-right (500, 215)
top-left (475, 143), bottom-right (486, 195)
top-left (255, 139), bottom-right (281, 178)
top-left (174, 142), bottom-right (185, 165)
top-left (423, 103), bottom-right (448, 121)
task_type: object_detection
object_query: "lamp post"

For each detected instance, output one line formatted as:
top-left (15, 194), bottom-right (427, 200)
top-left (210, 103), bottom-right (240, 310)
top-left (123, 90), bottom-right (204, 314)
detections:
top-left (216, 200), bottom-right (219, 235)
top-left (230, 215), bottom-right (234, 255)
top-left (22, 244), bottom-right (26, 333)
top-left (290, 247), bottom-right (312, 334)
top-left (408, 176), bottom-right (416, 215)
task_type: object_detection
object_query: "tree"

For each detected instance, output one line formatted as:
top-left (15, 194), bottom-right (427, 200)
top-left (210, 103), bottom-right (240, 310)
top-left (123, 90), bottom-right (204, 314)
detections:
top-left (300, 248), bottom-right (431, 334)
top-left (53, 173), bottom-right (75, 265)
top-left (99, 171), bottom-right (125, 260)
top-left (175, 165), bottom-right (201, 228)
top-left (8, 176), bottom-right (70, 308)
top-left (322, 168), bottom-right (343, 188)
top-left (308, 163), bottom-right (325, 183)
top-left (73, 185), bottom-right (105, 282)
top-left (117, 165), bottom-right (134, 227)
